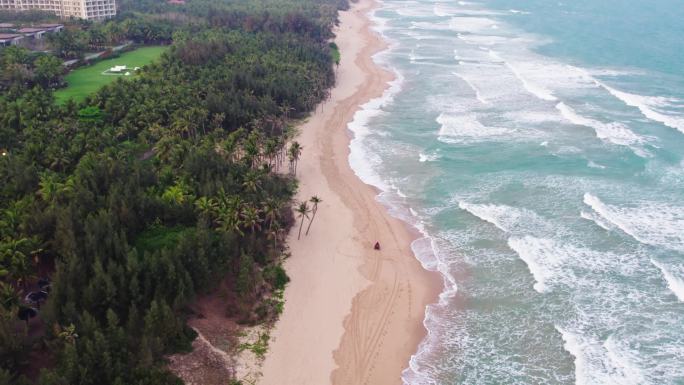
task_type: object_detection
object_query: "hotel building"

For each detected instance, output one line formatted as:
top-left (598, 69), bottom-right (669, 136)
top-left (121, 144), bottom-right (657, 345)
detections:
top-left (0, 0), bottom-right (116, 20)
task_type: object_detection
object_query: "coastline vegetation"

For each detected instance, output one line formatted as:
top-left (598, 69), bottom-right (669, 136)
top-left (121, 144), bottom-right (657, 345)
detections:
top-left (329, 42), bottom-right (341, 65)
top-left (0, 0), bottom-right (347, 383)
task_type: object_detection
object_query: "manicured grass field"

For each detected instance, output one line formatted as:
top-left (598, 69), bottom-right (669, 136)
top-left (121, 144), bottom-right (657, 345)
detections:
top-left (55, 46), bottom-right (167, 103)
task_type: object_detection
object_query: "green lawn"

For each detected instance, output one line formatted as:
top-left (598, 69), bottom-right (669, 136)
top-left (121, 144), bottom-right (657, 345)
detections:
top-left (134, 225), bottom-right (193, 255)
top-left (55, 46), bottom-right (167, 103)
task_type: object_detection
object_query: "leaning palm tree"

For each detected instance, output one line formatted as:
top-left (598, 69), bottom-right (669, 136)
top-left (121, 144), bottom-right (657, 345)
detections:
top-left (295, 201), bottom-right (310, 240)
top-left (305, 196), bottom-right (322, 236)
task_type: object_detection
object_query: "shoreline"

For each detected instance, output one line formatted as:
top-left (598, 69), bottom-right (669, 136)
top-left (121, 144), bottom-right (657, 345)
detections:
top-left (260, 0), bottom-right (441, 384)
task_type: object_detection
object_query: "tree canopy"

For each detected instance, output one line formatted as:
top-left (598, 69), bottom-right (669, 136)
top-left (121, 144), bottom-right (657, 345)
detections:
top-left (0, 0), bottom-right (344, 383)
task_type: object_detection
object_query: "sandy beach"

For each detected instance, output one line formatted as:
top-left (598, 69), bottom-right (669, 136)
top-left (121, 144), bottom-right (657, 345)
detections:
top-left (259, 0), bottom-right (440, 384)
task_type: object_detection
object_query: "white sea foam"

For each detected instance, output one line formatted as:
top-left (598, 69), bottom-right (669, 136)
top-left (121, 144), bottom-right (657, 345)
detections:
top-left (651, 259), bottom-right (684, 302)
top-left (587, 161), bottom-right (606, 169)
top-left (458, 202), bottom-right (546, 234)
top-left (436, 113), bottom-right (511, 143)
top-left (507, 236), bottom-right (566, 293)
top-left (452, 71), bottom-right (488, 104)
top-left (603, 335), bottom-right (649, 385)
top-left (418, 152), bottom-right (439, 162)
top-left (489, 51), bottom-right (557, 101)
top-left (557, 327), bottom-right (591, 385)
top-left (456, 33), bottom-right (510, 46)
top-left (448, 17), bottom-right (498, 33)
top-left (583, 193), bottom-right (684, 252)
top-left (557, 327), bottom-right (645, 385)
top-left (347, 68), bottom-right (404, 191)
top-left (433, 4), bottom-right (449, 17)
top-left (395, 7), bottom-right (437, 18)
top-left (556, 102), bottom-right (651, 157)
top-left (596, 81), bottom-right (684, 133)
top-left (552, 145), bottom-right (583, 156)
top-left (508, 235), bottom-right (634, 293)
top-left (410, 21), bottom-right (454, 31)
top-left (581, 210), bottom-right (612, 230)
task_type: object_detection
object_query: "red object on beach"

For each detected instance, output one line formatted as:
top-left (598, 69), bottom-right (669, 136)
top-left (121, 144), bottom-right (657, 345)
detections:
top-left (374, 242), bottom-right (381, 250)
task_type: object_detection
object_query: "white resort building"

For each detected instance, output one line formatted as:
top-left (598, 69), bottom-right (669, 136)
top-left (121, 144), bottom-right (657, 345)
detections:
top-left (0, 0), bottom-right (116, 20)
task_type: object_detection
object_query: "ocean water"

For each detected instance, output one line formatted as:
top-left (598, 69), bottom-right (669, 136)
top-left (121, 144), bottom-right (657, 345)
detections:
top-left (347, 0), bottom-right (684, 384)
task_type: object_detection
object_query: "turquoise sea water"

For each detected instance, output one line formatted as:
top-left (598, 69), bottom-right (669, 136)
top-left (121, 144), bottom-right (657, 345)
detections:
top-left (347, 0), bottom-right (684, 383)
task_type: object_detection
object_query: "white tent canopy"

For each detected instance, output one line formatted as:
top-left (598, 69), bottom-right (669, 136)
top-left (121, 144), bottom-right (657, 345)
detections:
top-left (109, 65), bottom-right (128, 72)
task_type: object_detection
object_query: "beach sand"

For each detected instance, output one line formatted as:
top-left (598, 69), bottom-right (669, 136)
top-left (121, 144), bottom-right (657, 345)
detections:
top-left (259, 0), bottom-right (440, 384)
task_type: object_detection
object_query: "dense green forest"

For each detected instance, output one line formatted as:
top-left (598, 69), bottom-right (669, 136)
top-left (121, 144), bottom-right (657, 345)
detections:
top-left (0, 0), bottom-right (345, 383)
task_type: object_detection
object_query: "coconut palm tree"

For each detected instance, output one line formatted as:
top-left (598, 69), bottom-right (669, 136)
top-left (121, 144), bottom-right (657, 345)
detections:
top-left (0, 282), bottom-right (19, 310)
top-left (242, 171), bottom-right (261, 193)
top-left (295, 201), bottom-right (310, 240)
top-left (194, 196), bottom-right (217, 217)
top-left (262, 198), bottom-right (280, 232)
top-left (38, 173), bottom-right (59, 205)
top-left (0, 238), bottom-right (34, 287)
top-left (288, 141), bottom-right (302, 175)
top-left (241, 205), bottom-right (262, 234)
top-left (268, 221), bottom-right (282, 250)
top-left (216, 203), bottom-right (244, 236)
top-left (56, 323), bottom-right (78, 345)
top-left (264, 139), bottom-right (278, 170)
top-left (305, 196), bottom-right (322, 236)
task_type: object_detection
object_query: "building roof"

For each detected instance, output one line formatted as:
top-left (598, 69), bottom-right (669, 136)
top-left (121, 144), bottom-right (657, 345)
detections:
top-left (0, 33), bottom-right (22, 40)
top-left (35, 23), bottom-right (64, 28)
top-left (18, 27), bottom-right (46, 33)
top-left (0, 23), bottom-right (16, 28)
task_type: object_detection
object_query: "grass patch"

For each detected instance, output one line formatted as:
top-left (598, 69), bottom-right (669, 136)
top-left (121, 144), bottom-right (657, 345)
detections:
top-left (329, 42), bottom-right (340, 65)
top-left (238, 332), bottom-right (270, 359)
top-left (134, 224), bottom-right (192, 254)
top-left (54, 46), bottom-right (167, 103)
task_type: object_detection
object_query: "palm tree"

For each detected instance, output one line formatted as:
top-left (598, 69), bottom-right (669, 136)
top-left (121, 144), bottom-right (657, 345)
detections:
top-left (288, 141), bottom-right (302, 175)
top-left (305, 196), bottom-right (322, 236)
top-left (295, 201), bottom-right (310, 240)
top-left (0, 207), bottom-right (21, 237)
top-left (264, 139), bottom-right (278, 170)
top-left (56, 323), bottom-right (79, 345)
top-left (217, 210), bottom-right (244, 236)
top-left (242, 171), bottom-right (261, 193)
top-left (0, 282), bottom-right (19, 310)
top-left (241, 205), bottom-right (262, 234)
top-left (154, 136), bottom-right (176, 164)
top-left (194, 196), bottom-right (217, 217)
top-left (262, 198), bottom-right (280, 232)
top-left (38, 173), bottom-right (59, 205)
top-left (268, 221), bottom-right (281, 250)
top-left (162, 181), bottom-right (192, 205)
top-left (0, 238), bottom-right (34, 287)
